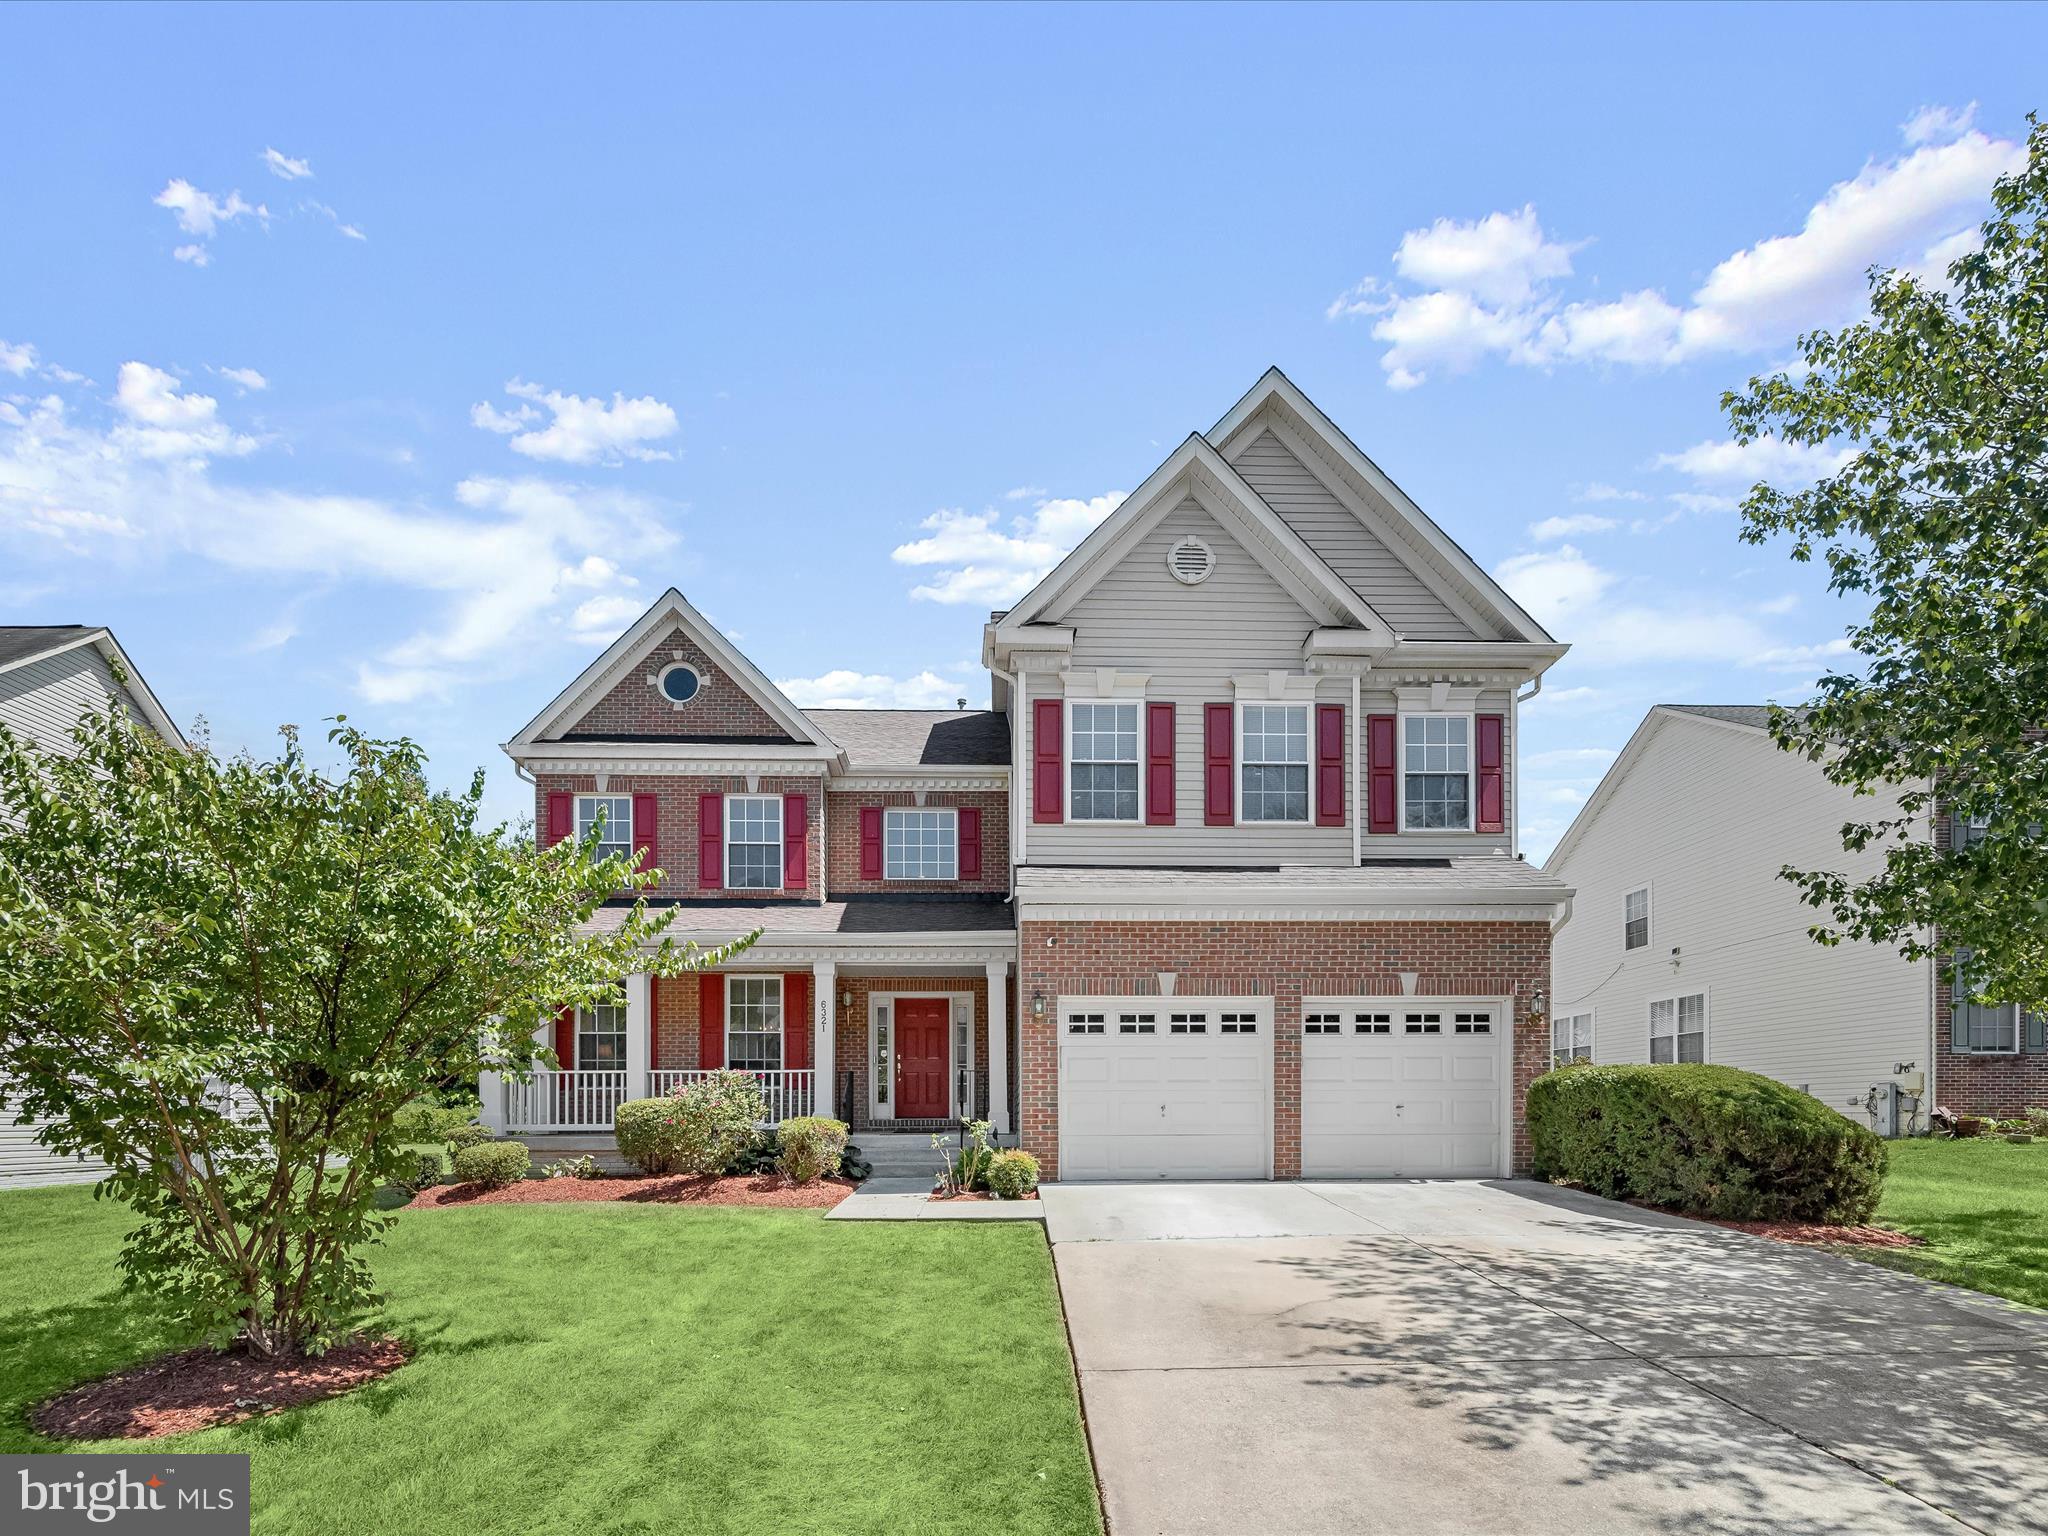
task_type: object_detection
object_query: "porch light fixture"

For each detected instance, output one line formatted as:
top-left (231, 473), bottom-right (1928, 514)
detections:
top-left (840, 988), bottom-right (853, 1008)
top-left (1031, 989), bottom-right (1046, 1019)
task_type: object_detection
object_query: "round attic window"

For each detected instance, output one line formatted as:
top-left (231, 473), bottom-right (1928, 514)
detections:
top-left (1167, 535), bottom-right (1215, 585)
top-left (657, 664), bottom-right (701, 704)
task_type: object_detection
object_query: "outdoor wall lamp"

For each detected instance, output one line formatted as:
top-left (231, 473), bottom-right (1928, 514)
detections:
top-left (1031, 989), bottom-right (1046, 1018)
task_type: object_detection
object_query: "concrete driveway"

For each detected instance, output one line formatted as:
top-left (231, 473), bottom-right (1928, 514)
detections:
top-left (1043, 1180), bottom-right (2048, 1536)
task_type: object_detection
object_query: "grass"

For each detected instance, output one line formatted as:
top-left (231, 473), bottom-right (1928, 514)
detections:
top-left (0, 1186), bottom-right (1102, 1536)
top-left (1846, 1137), bottom-right (2048, 1310)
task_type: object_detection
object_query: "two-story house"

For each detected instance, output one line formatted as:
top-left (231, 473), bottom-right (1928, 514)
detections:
top-left (484, 369), bottom-right (1574, 1181)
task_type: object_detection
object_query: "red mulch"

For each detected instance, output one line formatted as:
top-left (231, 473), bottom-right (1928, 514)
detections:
top-left (929, 1190), bottom-right (1040, 1203)
top-left (406, 1172), bottom-right (856, 1210)
top-left (1709, 1218), bottom-right (1926, 1249)
top-left (33, 1335), bottom-right (408, 1442)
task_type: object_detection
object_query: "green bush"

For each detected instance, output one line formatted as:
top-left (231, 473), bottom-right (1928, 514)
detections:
top-left (723, 1130), bottom-right (780, 1176)
top-left (776, 1117), bottom-right (849, 1184)
top-left (985, 1149), bottom-right (1040, 1200)
top-left (391, 1099), bottom-right (477, 1145)
top-left (453, 1140), bottom-right (530, 1189)
top-left (443, 1121), bottom-right (493, 1158)
top-left (1528, 1063), bottom-right (1885, 1223)
top-left (615, 1071), bottom-right (765, 1176)
top-left (952, 1145), bottom-right (994, 1192)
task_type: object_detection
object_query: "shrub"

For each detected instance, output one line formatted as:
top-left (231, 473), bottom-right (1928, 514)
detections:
top-left (615, 1072), bottom-right (765, 1176)
top-left (985, 1149), bottom-right (1040, 1200)
top-left (1528, 1063), bottom-right (1885, 1224)
top-left (453, 1140), bottom-right (530, 1189)
top-left (723, 1130), bottom-right (780, 1176)
top-left (777, 1117), bottom-right (849, 1184)
top-left (952, 1146), bottom-right (993, 1192)
top-left (443, 1121), bottom-right (493, 1158)
top-left (391, 1099), bottom-right (476, 1145)
top-left (541, 1154), bottom-right (602, 1179)
top-left (2027, 1107), bottom-right (2048, 1138)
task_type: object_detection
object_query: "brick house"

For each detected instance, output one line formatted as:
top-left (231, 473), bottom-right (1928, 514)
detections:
top-left (481, 368), bottom-right (1576, 1179)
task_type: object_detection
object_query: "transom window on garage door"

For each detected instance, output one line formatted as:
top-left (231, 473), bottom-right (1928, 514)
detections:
top-left (1404, 1011), bottom-right (1443, 1034)
top-left (1650, 993), bottom-right (1706, 1063)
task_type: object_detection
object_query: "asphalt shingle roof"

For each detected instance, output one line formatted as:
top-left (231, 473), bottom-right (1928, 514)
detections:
top-left (578, 896), bottom-right (1016, 938)
top-left (0, 626), bottom-right (94, 669)
top-left (1015, 858), bottom-right (1570, 897)
top-left (804, 708), bottom-right (1010, 767)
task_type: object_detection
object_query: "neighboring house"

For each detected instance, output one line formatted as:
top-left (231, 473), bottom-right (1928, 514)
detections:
top-left (484, 368), bottom-right (1574, 1180)
top-left (0, 626), bottom-right (184, 1190)
top-left (1545, 705), bottom-right (2045, 1132)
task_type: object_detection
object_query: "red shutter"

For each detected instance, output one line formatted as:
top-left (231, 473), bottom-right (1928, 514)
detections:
top-left (545, 791), bottom-right (572, 847)
top-left (698, 973), bottom-right (725, 1069)
top-left (1315, 704), bottom-right (1345, 827)
top-left (1145, 703), bottom-right (1176, 826)
top-left (859, 806), bottom-right (883, 880)
top-left (632, 792), bottom-right (659, 877)
top-left (1368, 714), bottom-right (1397, 834)
top-left (1476, 713), bottom-right (1505, 834)
top-left (783, 793), bottom-right (808, 889)
top-left (648, 976), bottom-right (661, 1070)
top-left (698, 793), bottom-right (723, 890)
top-left (1032, 699), bottom-right (1064, 824)
top-left (783, 972), bottom-right (810, 1071)
top-left (958, 806), bottom-right (982, 878)
top-left (1204, 704), bottom-right (1234, 826)
top-left (554, 1006), bottom-right (576, 1071)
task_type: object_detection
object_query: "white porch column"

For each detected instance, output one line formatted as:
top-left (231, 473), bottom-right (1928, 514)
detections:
top-left (986, 960), bottom-right (1011, 1137)
top-left (625, 972), bottom-right (651, 1099)
top-left (812, 960), bottom-right (838, 1120)
top-left (478, 1056), bottom-right (506, 1135)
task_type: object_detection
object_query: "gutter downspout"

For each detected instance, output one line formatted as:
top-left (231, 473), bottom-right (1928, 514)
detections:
top-left (817, 783), bottom-right (828, 906)
top-left (989, 662), bottom-right (1023, 888)
top-left (1351, 673), bottom-right (1362, 867)
top-left (1513, 674), bottom-right (1541, 859)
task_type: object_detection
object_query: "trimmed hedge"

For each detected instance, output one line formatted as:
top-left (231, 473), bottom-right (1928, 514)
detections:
top-left (986, 1149), bottom-right (1040, 1200)
top-left (391, 1100), bottom-right (480, 1145)
top-left (453, 1140), bottom-right (531, 1189)
top-left (776, 1117), bottom-right (849, 1184)
top-left (616, 1073), bottom-right (765, 1176)
top-left (1528, 1063), bottom-right (1885, 1223)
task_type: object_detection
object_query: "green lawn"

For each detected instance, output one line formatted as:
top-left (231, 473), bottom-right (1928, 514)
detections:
top-left (1851, 1138), bottom-right (2048, 1310)
top-left (0, 1186), bottom-right (1102, 1536)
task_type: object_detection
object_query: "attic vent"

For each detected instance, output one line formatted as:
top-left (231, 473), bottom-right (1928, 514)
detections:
top-left (1167, 536), bottom-right (1215, 585)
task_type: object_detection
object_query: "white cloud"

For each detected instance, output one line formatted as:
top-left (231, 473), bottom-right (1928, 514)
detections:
top-left (173, 245), bottom-right (211, 267)
top-left (1528, 514), bottom-right (1618, 541)
top-left (1747, 636), bottom-right (1856, 669)
top-left (775, 669), bottom-right (977, 709)
top-left (1496, 545), bottom-right (1775, 668)
top-left (1574, 482), bottom-right (1649, 503)
top-left (1756, 592), bottom-right (1800, 616)
top-left (111, 362), bottom-right (257, 462)
top-left (1495, 546), bottom-right (1615, 625)
top-left (301, 200), bottom-right (367, 242)
top-left (1665, 490), bottom-right (1739, 514)
top-left (892, 491), bottom-right (1125, 605)
top-left (214, 366), bottom-right (268, 393)
top-left (472, 378), bottom-right (678, 465)
top-left (153, 180), bottom-right (267, 265)
top-left (1655, 434), bottom-right (1853, 485)
top-left (1902, 102), bottom-right (1976, 147)
top-left (568, 593), bottom-right (646, 643)
top-left (1, 340), bottom-right (36, 376)
top-left (1390, 205), bottom-right (1580, 307)
top-left (262, 147), bottom-right (313, 180)
top-left (1004, 485), bottom-right (1047, 501)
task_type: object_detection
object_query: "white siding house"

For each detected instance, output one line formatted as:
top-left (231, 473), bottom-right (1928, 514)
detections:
top-left (1545, 706), bottom-right (1934, 1133)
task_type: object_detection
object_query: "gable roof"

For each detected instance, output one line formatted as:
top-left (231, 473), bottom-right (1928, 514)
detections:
top-left (0, 625), bottom-right (183, 744)
top-left (507, 588), bottom-right (838, 753)
top-left (1660, 704), bottom-right (1777, 730)
top-left (1209, 368), bottom-right (1555, 645)
top-left (806, 709), bottom-right (1010, 768)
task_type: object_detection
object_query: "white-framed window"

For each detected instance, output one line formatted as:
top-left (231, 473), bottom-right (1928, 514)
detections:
top-left (1401, 713), bottom-right (1471, 831)
top-left (1069, 701), bottom-right (1139, 822)
top-left (724, 794), bottom-right (783, 890)
top-left (1649, 992), bottom-right (1706, 1064)
top-left (655, 662), bottom-right (701, 705)
top-left (885, 807), bottom-right (958, 880)
top-left (874, 1008), bottom-right (891, 1103)
top-left (577, 1002), bottom-right (627, 1071)
top-left (727, 976), bottom-right (783, 1072)
top-left (1624, 887), bottom-right (1650, 951)
top-left (575, 794), bottom-right (633, 864)
top-left (1552, 1010), bottom-right (1593, 1068)
top-left (1951, 950), bottom-right (2018, 1053)
top-left (1240, 703), bottom-right (1310, 823)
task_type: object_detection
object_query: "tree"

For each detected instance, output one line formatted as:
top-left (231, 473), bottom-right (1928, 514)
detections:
top-left (1726, 115), bottom-right (2048, 1015)
top-left (0, 703), bottom-right (751, 1356)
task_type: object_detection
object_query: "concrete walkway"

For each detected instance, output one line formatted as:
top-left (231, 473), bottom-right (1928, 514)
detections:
top-left (826, 1175), bottom-right (1043, 1221)
top-left (1042, 1179), bottom-right (2048, 1536)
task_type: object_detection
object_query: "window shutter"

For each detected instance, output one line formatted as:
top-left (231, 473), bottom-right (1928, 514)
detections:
top-left (1475, 713), bottom-right (1505, 834)
top-left (648, 976), bottom-right (661, 1070)
top-left (1315, 704), bottom-right (1345, 826)
top-left (958, 806), bottom-right (982, 877)
top-left (632, 792), bottom-right (660, 876)
top-left (859, 806), bottom-right (883, 879)
top-left (698, 973), bottom-right (725, 1069)
top-left (545, 791), bottom-right (572, 847)
top-left (783, 973), bottom-right (811, 1071)
top-left (1368, 714), bottom-right (1397, 834)
top-left (1204, 703), bottom-right (1234, 825)
top-left (783, 793), bottom-right (808, 889)
top-left (1145, 703), bottom-right (1176, 826)
top-left (1032, 699), bottom-right (1064, 824)
top-left (698, 793), bottom-right (723, 890)
top-left (555, 1006), bottom-right (576, 1072)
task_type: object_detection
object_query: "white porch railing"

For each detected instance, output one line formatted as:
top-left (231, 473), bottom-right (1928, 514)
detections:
top-left (503, 1070), bottom-right (630, 1133)
top-left (648, 1069), bottom-right (814, 1126)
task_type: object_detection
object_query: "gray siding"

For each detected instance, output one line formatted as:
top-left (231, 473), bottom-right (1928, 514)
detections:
top-left (1231, 429), bottom-right (1480, 640)
top-left (0, 1089), bottom-right (104, 1189)
top-left (0, 644), bottom-right (143, 758)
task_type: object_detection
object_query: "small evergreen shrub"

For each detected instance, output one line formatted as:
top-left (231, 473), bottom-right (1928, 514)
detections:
top-left (723, 1130), bottom-right (780, 1176)
top-left (391, 1099), bottom-right (477, 1145)
top-left (615, 1072), bottom-right (765, 1176)
top-left (776, 1117), bottom-right (849, 1184)
top-left (453, 1140), bottom-right (531, 1189)
top-left (985, 1149), bottom-right (1040, 1199)
top-left (443, 1121), bottom-right (493, 1158)
top-left (1528, 1063), bottom-right (1885, 1224)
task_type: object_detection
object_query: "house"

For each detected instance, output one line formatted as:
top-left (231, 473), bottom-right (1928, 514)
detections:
top-left (0, 626), bottom-right (184, 1190)
top-left (1545, 705), bottom-right (2046, 1132)
top-left (482, 368), bottom-right (1574, 1180)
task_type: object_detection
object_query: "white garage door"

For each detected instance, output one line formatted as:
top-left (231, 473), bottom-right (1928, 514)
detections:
top-left (1059, 998), bottom-right (1270, 1181)
top-left (1301, 1001), bottom-right (1505, 1178)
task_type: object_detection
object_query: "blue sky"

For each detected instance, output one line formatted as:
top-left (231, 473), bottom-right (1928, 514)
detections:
top-left (2, 3), bottom-right (2040, 858)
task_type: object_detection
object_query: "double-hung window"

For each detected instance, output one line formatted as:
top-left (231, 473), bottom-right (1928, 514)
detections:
top-left (1649, 993), bottom-right (1705, 1063)
top-left (1070, 702), bottom-right (1139, 822)
top-left (1240, 704), bottom-right (1309, 823)
top-left (1402, 714), bottom-right (1471, 830)
top-left (577, 1003), bottom-right (627, 1072)
top-left (1552, 1011), bottom-right (1593, 1068)
top-left (885, 808), bottom-right (957, 880)
top-left (1951, 949), bottom-right (2018, 1053)
top-left (726, 976), bottom-right (783, 1072)
top-left (725, 795), bottom-right (783, 890)
top-left (1624, 888), bottom-right (1650, 951)
top-left (575, 794), bottom-right (633, 864)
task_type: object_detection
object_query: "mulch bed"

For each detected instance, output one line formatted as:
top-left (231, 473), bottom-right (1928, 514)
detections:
top-left (406, 1172), bottom-right (855, 1210)
top-left (1708, 1218), bottom-right (1926, 1249)
top-left (34, 1336), bottom-right (408, 1442)
top-left (928, 1190), bottom-right (1040, 1203)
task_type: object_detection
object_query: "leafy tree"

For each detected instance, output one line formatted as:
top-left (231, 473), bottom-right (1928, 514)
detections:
top-left (1726, 116), bottom-right (2048, 1014)
top-left (0, 703), bottom-right (751, 1356)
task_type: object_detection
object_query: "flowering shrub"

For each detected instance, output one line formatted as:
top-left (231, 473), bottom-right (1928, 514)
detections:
top-left (615, 1072), bottom-right (766, 1176)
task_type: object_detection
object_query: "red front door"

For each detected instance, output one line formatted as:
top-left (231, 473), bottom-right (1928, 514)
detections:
top-left (894, 998), bottom-right (950, 1119)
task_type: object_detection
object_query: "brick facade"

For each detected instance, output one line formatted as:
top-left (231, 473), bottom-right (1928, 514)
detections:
top-left (534, 772), bottom-right (824, 901)
top-left (1017, 918), bottom-right (1552, 1180)
top-left (827, 973), bottom-right (1010, 1133)
top-left (562, 626), bottom-right (793, 741)
top-left (823, 789), bottom-right (1011, 894)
